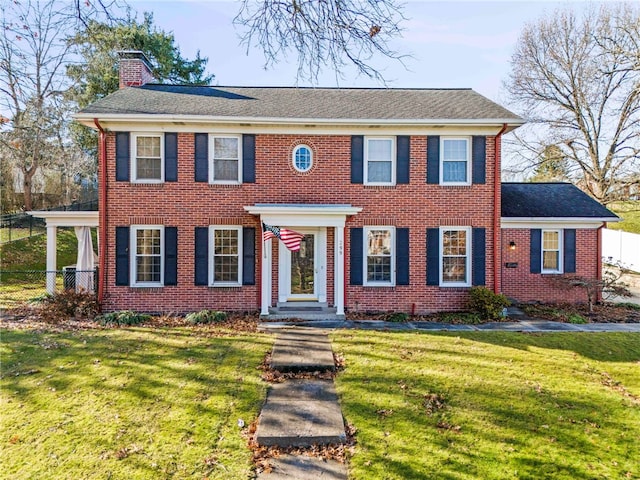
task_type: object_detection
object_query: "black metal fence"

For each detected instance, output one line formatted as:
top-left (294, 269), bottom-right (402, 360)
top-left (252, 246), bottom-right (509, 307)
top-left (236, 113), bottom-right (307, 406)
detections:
top-left (0, 199), bottom-right (98, 244)
top-left (0, 269), bottom-right (97, 308)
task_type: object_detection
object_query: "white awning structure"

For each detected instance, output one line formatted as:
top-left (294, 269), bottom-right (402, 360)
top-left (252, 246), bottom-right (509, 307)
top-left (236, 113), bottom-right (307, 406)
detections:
top-left (244, 204), bottom-right (361, 316)
top-left (28, 211), bottom-right (99, 294)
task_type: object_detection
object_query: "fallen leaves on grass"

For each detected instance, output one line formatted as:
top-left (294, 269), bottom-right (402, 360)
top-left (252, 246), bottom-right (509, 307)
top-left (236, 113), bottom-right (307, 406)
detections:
top-left (114, 443), bottom-right (144, 460)
top-left (600, 371), bottom-right (640, 405)
top-left (423, 393), bottom-right (447, 415)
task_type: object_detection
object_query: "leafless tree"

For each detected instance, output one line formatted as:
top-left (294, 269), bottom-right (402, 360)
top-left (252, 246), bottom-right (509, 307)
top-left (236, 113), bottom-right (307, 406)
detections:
top-left (234, 0), bottom-right (407, 84)
top-left (0, 0), bottom-right (105, 211)
top-left (504, 5), bottom-right (640, 204)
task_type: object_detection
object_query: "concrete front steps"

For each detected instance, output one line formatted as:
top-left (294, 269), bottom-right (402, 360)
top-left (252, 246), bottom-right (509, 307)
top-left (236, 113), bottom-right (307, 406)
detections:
top-left (265, 302), bottom-right (344, 321)
top-left (255, 329), bottom-right (348, 479)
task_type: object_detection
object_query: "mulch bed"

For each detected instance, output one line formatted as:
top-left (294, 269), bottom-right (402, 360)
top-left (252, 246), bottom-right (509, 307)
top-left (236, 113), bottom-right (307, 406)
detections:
top-left (519, 302), bottom-right (640, 324)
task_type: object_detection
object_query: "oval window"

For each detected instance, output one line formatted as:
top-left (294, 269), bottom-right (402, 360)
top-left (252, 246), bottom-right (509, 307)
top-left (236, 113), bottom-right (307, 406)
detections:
top-left (292, 145), bottom-right (313, 172)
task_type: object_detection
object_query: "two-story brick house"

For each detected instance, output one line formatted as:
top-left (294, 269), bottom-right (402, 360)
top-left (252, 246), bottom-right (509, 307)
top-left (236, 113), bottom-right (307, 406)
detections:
top-left (74, 52), bottom-right (617, 316)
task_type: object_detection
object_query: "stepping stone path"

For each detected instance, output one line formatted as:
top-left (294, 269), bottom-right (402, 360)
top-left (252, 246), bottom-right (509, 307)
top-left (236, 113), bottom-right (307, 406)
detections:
top-left (256, 329), bottom-right (348, 479)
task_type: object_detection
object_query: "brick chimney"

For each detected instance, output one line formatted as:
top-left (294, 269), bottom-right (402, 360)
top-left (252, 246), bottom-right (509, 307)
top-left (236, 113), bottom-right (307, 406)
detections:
top-left (118, 50), bottom-right (155, 88)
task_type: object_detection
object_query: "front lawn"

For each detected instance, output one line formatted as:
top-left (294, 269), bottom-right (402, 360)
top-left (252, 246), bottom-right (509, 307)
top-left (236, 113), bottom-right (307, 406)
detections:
top-left (332, 331), bottom-right (640, 480)
top-left (1, 327), bottom-right (272, 479)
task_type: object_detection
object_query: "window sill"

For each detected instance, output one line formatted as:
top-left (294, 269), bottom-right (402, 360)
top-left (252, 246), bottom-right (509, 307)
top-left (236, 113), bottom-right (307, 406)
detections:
top-left (128, 286), bottom-right (164, 293)
top-left (208, 183), bottom-right (242, 188)
top-left (363, 184), bottom-right (396, 189)
top-left (208, 285), bottom-right (243, 290)
top-left (130, 182), bottom-right (165, 187)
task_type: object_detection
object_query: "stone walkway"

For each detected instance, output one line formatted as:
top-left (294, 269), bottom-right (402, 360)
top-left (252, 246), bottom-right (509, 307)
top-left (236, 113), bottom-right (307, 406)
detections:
top-left (259, 319), bottom-right (640, 333)
top-left (256, 329), bottom-right (348, 479)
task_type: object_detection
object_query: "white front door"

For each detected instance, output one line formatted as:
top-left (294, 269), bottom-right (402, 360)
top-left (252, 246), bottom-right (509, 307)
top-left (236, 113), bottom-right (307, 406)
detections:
top-left (278, 228), bottom-right (326, 303)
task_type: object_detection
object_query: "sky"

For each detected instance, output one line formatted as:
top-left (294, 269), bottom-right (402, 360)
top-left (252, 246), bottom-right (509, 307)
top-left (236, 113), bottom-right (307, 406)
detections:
top-left (129, 0), bottom-right (601, 106)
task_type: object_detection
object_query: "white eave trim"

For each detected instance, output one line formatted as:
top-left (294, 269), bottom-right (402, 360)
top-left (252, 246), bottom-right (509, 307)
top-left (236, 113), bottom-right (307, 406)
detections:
top-left (501, 217), bottom-right (619, 229)
top-left (74, 112), bottom-right (524, 128)
top-left (244, 204), bottom-right (362, 228)
top-left (28, 211), bottom-right (99, 228)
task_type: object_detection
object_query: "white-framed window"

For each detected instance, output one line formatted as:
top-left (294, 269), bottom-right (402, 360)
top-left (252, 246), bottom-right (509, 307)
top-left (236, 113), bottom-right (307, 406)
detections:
top-left (440, 227), bottom-right (471, 286)
top-left (440, 137), bottom-right (471, 185)
top-left (132, 133), bottom-right (164, 182)
top-left (364, 226), bottom-right (395, 286)
top-left (209, 226), bottom-right (242, 286)
top-left (292, 144), bottom-right (313, 172)
top-left (210, 135), bottom-right (241, 184)
top-left (365, 137), bottom-right (395, 185)
top-left (131, 225), bottom-right (164, 287)
top-left (542, 229), bottom-right (563, 273)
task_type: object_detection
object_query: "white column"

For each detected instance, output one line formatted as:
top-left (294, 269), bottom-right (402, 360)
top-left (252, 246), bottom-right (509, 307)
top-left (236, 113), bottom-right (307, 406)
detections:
top-left (46, 225), bottom-right (57, 294)
top-left (334, 226), bottom-right (345, 316)
top-left (261, 238), bottom-right (272, 316)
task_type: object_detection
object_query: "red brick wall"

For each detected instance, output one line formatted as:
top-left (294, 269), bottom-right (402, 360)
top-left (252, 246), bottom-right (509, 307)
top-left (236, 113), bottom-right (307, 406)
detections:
top-left (501, 228), bottom-right (599, 303)
top-left (101, 132), bottom-right (499, 314)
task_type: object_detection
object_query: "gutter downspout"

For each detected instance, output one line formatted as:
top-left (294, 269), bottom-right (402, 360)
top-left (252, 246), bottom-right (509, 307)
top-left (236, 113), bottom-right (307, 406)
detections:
top-left (596, 224), bottom-right (604, 302)
top-left (494, 123), bottom-right (508, 294)
top-left (94, 119), bottom-right (107, 303)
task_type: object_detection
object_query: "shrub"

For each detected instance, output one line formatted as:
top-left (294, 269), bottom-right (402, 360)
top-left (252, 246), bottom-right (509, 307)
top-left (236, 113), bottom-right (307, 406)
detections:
top-left (568, 313), bottom-right (588, 324)
top-left (184, 310), bottom-right (227, 324)
top-left (467, 286), bottom-right (511, 320)
top-left (38, 290), bottom-right (100, 323)
top-left (96, 311), bottom-right (151, 326)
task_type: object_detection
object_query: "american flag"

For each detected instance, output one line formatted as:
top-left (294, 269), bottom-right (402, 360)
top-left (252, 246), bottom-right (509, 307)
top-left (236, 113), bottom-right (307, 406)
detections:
top-left (262, 223), bottom-right (305, 252)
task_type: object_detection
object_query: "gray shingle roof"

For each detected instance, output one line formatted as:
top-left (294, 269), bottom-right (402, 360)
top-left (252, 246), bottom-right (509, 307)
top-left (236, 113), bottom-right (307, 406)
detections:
top-left (77, 85), bottom-right (523, 122)
top-left (501, 183), bottom-right (619, 219)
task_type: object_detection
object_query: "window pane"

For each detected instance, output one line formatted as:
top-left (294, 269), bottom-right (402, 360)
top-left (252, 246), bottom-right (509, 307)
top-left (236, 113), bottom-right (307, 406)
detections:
top-left (136, 158), bottom-right (162, 180)
top-left (367, 256), bottom-right (391, 282)
top-left (543, 231), bottom-right (559, 250)
top-left (214, 229), bottom-right (238, 255)
top-left (214, 159), bottom-right (238, 181)
top-left (136, 256), bottom-right (161, 282)
top-left (367, 161), bottom-right (392, 183)
top-left (443, 161), bottom-right (467, 182)
top-left (214, 137), bottom-right (239, 159)
top-left (442, 230), bottom-right (467, 256)
top-left (214, 256), bottom-right (239, 282)
top-left (442, 257), bottom-right (466, 283)
top-left (294, 146), bottom-right (312, 171)
top-left (367, 139), bottom-right (392, 161)
top-left (137, 136), bottom-right (161, 158)
top-left (443, 139), bottom-right (467, 161)
top-left (543, 251), bottom-right (559, 270)
top-left (367, 230), bottom-right (391, 255)
top-left (136, 229), bottom-right (161, 255)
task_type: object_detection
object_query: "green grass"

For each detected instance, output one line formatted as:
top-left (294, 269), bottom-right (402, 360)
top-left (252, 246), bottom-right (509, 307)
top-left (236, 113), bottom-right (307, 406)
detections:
top-left (608, 201), bottom-right (640, 233)
top-left (0, 327), bottom-right (272, 479)
top-left (0, 227), bottom-right (81, 271)
top-left (0, 227), bottom-right (45, 244)
top-left (332, 331), bottom-right (640, 480)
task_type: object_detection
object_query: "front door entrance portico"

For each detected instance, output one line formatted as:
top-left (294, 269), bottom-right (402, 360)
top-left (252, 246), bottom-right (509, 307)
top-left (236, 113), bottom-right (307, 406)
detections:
top-left (278, 228), bottom-right (326, 303)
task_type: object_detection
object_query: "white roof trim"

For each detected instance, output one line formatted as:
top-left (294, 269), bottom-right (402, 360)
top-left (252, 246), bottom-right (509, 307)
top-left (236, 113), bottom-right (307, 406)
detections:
top-left (244, 204), bottom-right (362, 228)
top-left (74, 113), bottom-right (524, 128)
top-left (28, 211), bottom-right (99, 228)
top-left (501, 217), bottom-right (616, 230)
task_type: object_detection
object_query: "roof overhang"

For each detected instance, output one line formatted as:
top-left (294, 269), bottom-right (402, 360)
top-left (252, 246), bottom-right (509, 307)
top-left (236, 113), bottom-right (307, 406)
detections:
top-left (502, 217), bottom-right (619, 229)
top-left (28, 211), bottom-right (99, 228)
top-left (244, 204), bottom-right (362, 228)
top-left (74, 113), bottom-right (524, 133)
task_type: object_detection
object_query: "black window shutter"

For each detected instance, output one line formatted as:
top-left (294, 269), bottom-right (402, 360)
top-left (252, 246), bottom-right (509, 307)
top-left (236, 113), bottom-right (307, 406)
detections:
top-left (164, 133), bottom-right (178, 182)
top-left (351, 136), bottom-right (364, 184)
top-left (115, 132), bottom-right (130, 181)
top-left (350, 228), bottom-right (363, 285)
top-left (194, 133), bottom-right (208, 182)
top-left (426, 228), bottom-right (440, 285)
top-left (242, 227), bottom-right (256, 285)
top-left (164, 227), bottom-right (178, 286)
top-left (115, 226), bottom-right (130, 286)
top-left (564, 229), bottom-right (576, 273)
top-left (472, 136), bottom-right (486, 184)
top-left (530, 229), bottom-right (542, 274)
top-left (427, 136), bottom-right (440, 184)
top-left (194, 227), bottom-right (209, 285)
top-left (396, 228), bottom-right (410, 285)
top-left (242, 134), bottom-right (256, 183)
top-left (396, 136), bottom-right (410, 184)
top-left (472, 228), bottom-right (486, 286)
